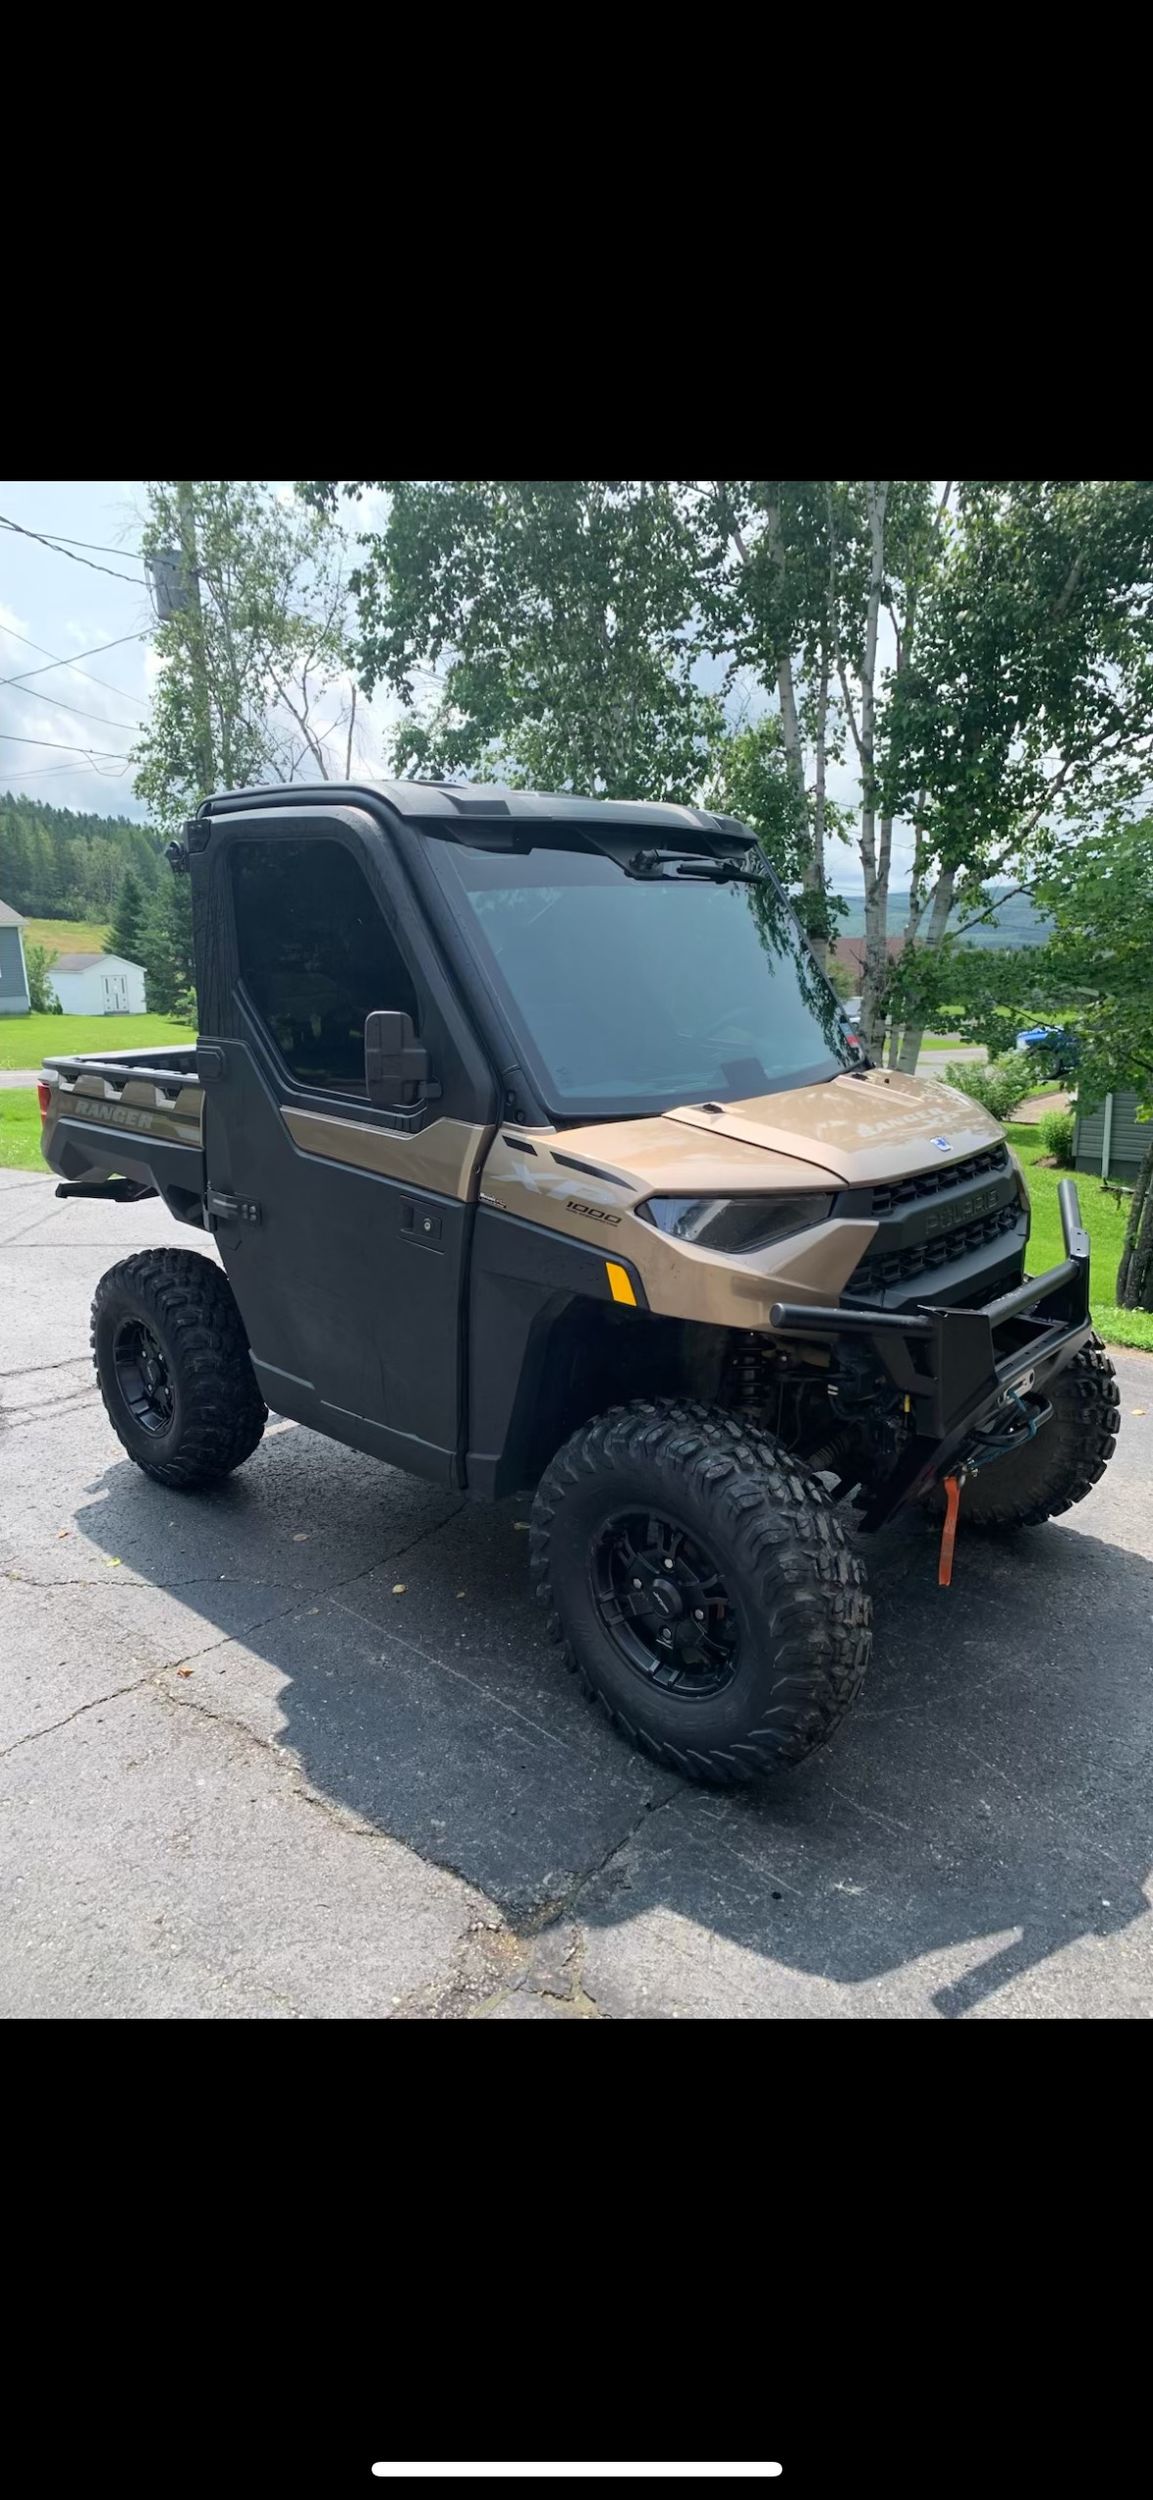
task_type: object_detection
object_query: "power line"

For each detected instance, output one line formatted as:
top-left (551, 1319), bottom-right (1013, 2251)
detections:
top-left (0, 624), bottom-right (148, 702)
top-left (2, 680), bottom-right (142, 733)
top-left (4, 763), bottom-right (87, 780)
top-left (0, 513), bottom-right (144, 586)
top-left (0, 731), bottom-right (133, 759)
top-left (0, 523), bottom-right (145, 559)
top-left (2, 761), bottom-right (130, 783)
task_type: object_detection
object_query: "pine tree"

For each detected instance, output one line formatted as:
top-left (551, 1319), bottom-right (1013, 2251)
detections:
top-left (0, 792), bottom-right (162, 919)
top-left (137, 872), bottom-right (195, 1016)
top-left (107, 868), bottom-right (145, 963)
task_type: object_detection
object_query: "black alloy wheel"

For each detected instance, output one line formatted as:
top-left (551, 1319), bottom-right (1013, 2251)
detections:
top-left (112, 1317), bottom-right (175, 1435)
top-left (91, 1249), bottom-right (267, 1489)
top-left (530, 1399), bottom-right (873, 1784)
top-left (591, 1507), bottom-right (739, 1699)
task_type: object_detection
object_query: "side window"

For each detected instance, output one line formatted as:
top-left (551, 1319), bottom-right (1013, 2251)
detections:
top-left (230, 837), bottom-right (419, 1099)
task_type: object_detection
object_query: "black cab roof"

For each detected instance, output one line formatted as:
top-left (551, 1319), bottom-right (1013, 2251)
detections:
top-left (199, 780), bottom-right (752, 860)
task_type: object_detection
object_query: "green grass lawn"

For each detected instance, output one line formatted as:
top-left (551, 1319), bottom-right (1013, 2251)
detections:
top-left (0, 1012), bottom-right (192, 1071)
top-left (0, 1089), bottom-right (43, 1170)
top-left (1005, 1123), bottom-right (1153, 1354)
top-left (21, 915), bottom-right (110, 954)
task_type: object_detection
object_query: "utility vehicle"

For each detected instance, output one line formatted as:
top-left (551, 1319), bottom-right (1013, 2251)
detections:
top-left (38, 785), bottom-right (1119, 1784)
top-left (1015, 1023), bottom-right (1081, 1082)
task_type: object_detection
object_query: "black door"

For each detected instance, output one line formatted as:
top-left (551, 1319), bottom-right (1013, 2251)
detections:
top-left (197, 809), bottom-right (496, 1485)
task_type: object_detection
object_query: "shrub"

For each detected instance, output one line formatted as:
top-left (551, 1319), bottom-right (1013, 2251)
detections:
top-left (24, 941), bottom-right (62, 1014)
top-left (942, 1056), bottom-right (1032, 1122)
top-left (1036, 1107), bottom-right (1075, 1165)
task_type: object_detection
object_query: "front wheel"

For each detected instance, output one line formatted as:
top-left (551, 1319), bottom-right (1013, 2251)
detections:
top-left (529, 1400), bottom-right (872, 1785)
top-left (932, 1334), bottom-right (1120, 1532)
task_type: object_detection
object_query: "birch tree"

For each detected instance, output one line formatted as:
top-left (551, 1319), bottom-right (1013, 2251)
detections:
top-left (297, 478), bottom-right (1153, 1075)
top-left (821, 479), bottom-right (959, 1054)
top-left (831, 481), bottom-right (888, 1045)
top-left (304, 480), bottom-right (719, 801)
top-left (134, 481), bottom-right (357, 825)
top-left (884, 479), bottom-right (1153, 1069)
top-left (693, 481), bottom-right (858, 962)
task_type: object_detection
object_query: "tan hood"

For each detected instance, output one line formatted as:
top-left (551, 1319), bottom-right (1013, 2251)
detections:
top-left (484, 1068), bottom-right (1006, 1327)
top-left (665, 1069), bottom-right (1003, 1188)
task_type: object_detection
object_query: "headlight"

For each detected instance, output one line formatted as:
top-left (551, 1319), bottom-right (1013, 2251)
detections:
top-left (637, 1194), bottom-right (835, 1253)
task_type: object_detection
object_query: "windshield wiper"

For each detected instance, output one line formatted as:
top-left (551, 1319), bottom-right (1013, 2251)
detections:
top-left (625, 847), bottom-right (759, 884)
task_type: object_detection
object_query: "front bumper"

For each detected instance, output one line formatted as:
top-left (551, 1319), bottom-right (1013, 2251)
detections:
top-left (769, 1178), bottom-right (1094, 1530)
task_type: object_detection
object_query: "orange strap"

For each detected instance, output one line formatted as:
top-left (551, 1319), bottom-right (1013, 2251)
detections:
top-left (938, 1473), bottom-right (962, 1587)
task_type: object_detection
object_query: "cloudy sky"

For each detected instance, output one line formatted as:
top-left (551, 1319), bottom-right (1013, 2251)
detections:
top-left (0, 481), bottom-right (405, 828)
top-left (0, 482), bottom-right (893, 887)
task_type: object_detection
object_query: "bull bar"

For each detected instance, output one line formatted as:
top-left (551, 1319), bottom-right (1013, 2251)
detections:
top-left (769, 1178), bottom-right (1094, 1530)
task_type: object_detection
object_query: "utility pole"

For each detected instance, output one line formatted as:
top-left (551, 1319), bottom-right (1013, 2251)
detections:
top-left (173, 482), bottom-right (216, 801)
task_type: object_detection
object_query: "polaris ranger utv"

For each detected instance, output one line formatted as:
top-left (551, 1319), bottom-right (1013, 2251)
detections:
top-left (39, 784), bottom-right (1119, 1785)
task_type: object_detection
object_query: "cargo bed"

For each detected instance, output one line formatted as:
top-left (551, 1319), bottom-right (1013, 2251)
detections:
top-left (39, 1044), bottom-right (208, 1227)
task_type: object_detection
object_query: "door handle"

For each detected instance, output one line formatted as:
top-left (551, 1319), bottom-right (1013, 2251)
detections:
top-left (206, 1188), bottom-right (261, 1227)
top-left (401, 1200), bottom-right (442, 1245)
top-left (196, 1046), bottom-right (227, 1083)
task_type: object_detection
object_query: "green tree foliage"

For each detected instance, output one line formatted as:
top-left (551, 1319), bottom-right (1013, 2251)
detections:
top-left (1034, 822), bottom-right (1153, 1112)
top-left (107, 867), bottom-right (146, 963)
top-left (690, 481), bottom-right (870, 956)
top-left (885, 480), bottom-right (1153, 1065)
top-left (701, 717), bottom-right (815, 889)
top-left (134, 481), bottom-right (355, 826)
top-left (303, 479), bottom-right (1153, 1058)
top-left (23, 941), bottom-right (62, 1013)
top-left (302, 480), bottom-right (720, 800)
top-left (136, 873), bottom-right (194, 1016)
top-left (0, 792), bottom-right (162, 921)
top-left (133, 481), bottom-right (357, 1029)
top-left (902, 817), bottom-right (1153, 1308)
top-left (1034, 820), bottom-right (1153, 1310)
top-left (888, 482), bottom-right (1153, 869)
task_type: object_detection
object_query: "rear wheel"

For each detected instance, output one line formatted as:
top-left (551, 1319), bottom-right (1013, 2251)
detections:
top-left (529, 1400), bottom-right (872, 1785)
top-left (933, 1334), bottom-right (1120, 1530)
top-left (92, 1248), bottom-right (267, 1490)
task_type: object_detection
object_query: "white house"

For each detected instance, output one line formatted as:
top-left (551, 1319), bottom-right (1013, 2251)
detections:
top-left (47, 951), bottom-right (147, 1015)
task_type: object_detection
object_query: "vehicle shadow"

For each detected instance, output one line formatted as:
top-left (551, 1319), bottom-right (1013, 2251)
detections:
top-left (77, 1425), bottom-right (1153, 2018)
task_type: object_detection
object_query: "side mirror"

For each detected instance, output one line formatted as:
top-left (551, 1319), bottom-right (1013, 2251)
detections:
top-left (364, 1009), bottom-right (440, 1108)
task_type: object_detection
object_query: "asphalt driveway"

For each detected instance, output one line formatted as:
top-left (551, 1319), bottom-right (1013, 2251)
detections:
top-left (2, 1167), bottom-right (1151, 2019)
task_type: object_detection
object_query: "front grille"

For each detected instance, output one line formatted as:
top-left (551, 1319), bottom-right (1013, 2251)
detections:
top-left (851, 1198), bottom-right (1021, 1295)
top-left (869, 1143), bottom-right (1008, 1219)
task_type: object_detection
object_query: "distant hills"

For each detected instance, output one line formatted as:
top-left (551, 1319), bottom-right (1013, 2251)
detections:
top-left (833, 886), bottom-right (1050, 950)
top-left (0, 792), bottom-right (162, 924)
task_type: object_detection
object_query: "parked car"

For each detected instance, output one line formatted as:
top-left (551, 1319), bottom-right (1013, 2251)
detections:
top-left (1015, 1024), bottom-right (1080, 1081)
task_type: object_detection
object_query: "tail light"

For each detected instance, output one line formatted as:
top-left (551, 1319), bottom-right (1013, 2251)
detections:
top-left (36, 1080), bottom-right (51, 1121)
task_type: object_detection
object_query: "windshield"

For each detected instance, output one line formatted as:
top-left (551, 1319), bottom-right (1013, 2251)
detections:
top-left (430, 845), bottom-right (854, 1119)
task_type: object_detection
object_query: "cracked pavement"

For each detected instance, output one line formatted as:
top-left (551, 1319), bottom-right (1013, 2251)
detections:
top-left (2, 1168), bottom-right (1152, 2019)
